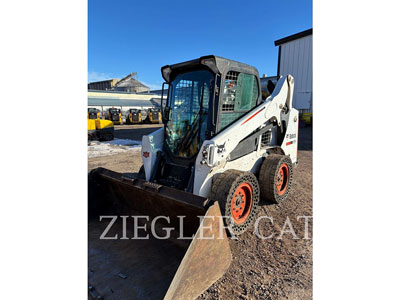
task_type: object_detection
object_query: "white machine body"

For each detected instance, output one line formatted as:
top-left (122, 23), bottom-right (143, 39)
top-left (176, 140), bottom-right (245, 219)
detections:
top-left (142, 75), bottom-right (299, 198)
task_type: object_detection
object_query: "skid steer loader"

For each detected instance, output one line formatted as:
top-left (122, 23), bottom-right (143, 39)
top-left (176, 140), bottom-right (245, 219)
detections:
top-left (106, 108), bottom-right (122, 125)
top-left (125, 108), bottom-right (142, 124)
top-left (88, 55), bottom-right (299, 300)
top-left (88, 108), bottom-right (100, 120)
top-left (145, 107), bottom-right (162, 123)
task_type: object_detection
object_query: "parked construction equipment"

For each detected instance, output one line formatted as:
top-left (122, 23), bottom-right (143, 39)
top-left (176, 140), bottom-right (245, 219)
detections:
top-left (89, 55), bottom-right (299, 300)
top-left (88, 108), bottom-right (100, 120)
top-left (145, 107), bottom-right (162, 123)
top-left (125, 108), bottom-right (142, 124)
top-left (300, 111), bottom-right (312, 126)
top-left (106, 108), bottom-right (122, 125)
top-left (88, 119), bottom-right (114, 141)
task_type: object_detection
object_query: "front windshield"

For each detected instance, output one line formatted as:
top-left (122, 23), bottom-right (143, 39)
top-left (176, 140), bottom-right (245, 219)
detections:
top-left (166, 70), bottom-right (214, 158)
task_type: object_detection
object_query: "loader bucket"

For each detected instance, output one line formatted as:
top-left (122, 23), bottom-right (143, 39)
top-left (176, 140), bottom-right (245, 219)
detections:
top-left (88, 167), bottom-right (232, 300)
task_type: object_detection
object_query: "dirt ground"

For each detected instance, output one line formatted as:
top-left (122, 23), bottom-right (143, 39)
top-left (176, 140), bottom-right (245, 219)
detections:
top-left (88, 124), bottom-right (312, 300)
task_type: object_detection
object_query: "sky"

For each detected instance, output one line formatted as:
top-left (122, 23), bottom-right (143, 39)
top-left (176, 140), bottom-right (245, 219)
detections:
top-left (88, 0), bottom-right (312, 89)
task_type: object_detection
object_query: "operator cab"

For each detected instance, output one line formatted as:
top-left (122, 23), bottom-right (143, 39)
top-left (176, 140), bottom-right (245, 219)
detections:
top-left (154, 55), bottom-right (262, 190)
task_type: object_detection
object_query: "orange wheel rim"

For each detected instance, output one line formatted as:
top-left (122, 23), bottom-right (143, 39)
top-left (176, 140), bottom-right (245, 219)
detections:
top-left (276, 163), bottom-right (289, 196)
top-left (231, 182), bottom-right (253, 224)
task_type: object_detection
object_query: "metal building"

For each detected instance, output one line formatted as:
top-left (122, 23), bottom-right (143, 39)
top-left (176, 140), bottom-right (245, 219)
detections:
top-left (275, 29), bottom-right (312, 112)
top-left (88, 90), bottom-right (161, 120)
top-left (88, 73), bottom-right (150, 93)
top-left (87, 79), bottom-right (120, 91)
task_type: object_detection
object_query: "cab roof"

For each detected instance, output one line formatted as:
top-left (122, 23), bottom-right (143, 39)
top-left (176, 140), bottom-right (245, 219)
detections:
top-left (161, 55), bottom-right (259, 83)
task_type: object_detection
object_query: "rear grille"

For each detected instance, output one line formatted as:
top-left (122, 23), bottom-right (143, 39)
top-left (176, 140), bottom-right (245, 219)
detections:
top-left (222, 104), bottom-right (235, 111)
top-left (221, 71), bottom-right (239, 112)
top-left (132, 114), bottom-right (139, 121)
top-left (261, 130), bottom-right (271, 147)
top-left (112, 115), bottom-right (119, 121)
top-left (152, 113), bottom-right (159, 121)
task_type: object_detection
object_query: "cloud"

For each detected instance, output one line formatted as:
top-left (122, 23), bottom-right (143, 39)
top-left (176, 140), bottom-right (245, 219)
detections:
top-left (88, 71), bottom-right (114, 83)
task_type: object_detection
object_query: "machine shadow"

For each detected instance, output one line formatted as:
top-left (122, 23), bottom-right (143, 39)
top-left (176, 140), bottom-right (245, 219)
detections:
top-left (114, 125), bottom-right (163, 140)
top-left (298, 125), bottom-right (312, 151)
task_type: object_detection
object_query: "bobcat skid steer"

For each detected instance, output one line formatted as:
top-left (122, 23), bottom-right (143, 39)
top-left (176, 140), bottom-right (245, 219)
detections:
top-left (88, 55), bottom-right (299, 300)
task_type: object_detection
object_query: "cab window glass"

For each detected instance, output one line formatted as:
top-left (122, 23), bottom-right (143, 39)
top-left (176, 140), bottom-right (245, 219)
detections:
top-left (220, 71), bottom-right (258, 130)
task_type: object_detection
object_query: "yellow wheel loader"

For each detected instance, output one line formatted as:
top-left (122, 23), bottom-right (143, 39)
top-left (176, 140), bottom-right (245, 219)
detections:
top-left (145, 107), bottom-right (162, 123)
top-left (125, 108), bottom-right (142, 124)
top-left (88, 119), bottom-right (114, 141)
top-left (88, 55), bottom-right (299, 300)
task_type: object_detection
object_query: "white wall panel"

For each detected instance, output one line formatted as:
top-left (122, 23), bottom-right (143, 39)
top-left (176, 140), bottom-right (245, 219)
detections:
top-left (279, 35), bottom-right (313, 110)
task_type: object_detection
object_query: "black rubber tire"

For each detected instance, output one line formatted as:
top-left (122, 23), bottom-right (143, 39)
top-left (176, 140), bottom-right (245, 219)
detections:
top-left (259, 154), bottom-right (293, 204)
top-left (210, 170), bottom-right (260, 236)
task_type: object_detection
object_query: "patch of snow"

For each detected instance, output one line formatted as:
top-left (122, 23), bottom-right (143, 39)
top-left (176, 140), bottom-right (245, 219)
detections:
top-left (88, 139), bottom-right (142, 158)
top-left (106, 138), bottom-right (142, 146)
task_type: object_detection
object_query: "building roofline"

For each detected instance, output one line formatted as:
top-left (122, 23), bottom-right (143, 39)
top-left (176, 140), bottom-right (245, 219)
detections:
top-left (88, 89), bottom-right (144, 95)
top-left (274, 28), bottom-right (312, 46)
top-left (88, 79), bottom-right (119, 84)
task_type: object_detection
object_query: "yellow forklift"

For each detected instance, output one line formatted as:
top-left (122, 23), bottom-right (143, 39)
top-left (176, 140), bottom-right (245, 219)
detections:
top-left (145, 107), bottom-right (161, 124)
top-left (106, 108), bottom-right (122, 125)
top-left (126, 108), bottom-right (142, 124)
top-left (88, 108), bottom-right (100, 120)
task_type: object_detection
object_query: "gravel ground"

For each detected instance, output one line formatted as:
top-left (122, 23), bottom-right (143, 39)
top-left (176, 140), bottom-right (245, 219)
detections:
top-left (88, 124), bottom-right (312, 300)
